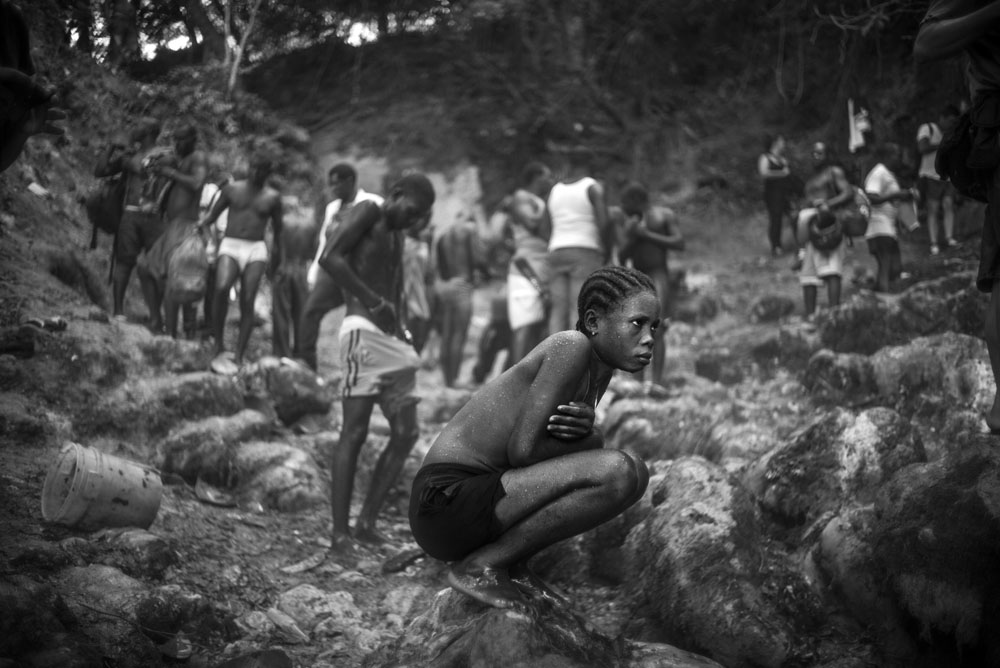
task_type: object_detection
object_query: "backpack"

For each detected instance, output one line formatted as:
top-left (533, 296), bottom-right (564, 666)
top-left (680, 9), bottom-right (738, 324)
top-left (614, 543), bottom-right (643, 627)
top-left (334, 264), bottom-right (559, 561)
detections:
top-left (808, 211), bottom-right (844, 252)
top-left (165, 230), bottom-right (209, 304)
top-left (835, 186), bottom-right (872, 238)
top-left (84, 175), bottom-right (126, 248)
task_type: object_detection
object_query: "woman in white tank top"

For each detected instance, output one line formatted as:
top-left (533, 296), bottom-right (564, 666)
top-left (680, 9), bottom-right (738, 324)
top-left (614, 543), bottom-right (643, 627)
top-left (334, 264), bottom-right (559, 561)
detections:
top-left (546, 173), bottom-right (608, 333)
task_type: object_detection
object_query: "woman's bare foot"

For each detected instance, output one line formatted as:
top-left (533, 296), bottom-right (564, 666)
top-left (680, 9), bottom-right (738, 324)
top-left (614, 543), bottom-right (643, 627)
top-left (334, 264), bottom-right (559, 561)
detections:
top-left (509, 562), bottom-right (570, 605)
top-left (447, 564), bottom-right (524, 609)
top-left (354, 524), bottom-right (389, 545)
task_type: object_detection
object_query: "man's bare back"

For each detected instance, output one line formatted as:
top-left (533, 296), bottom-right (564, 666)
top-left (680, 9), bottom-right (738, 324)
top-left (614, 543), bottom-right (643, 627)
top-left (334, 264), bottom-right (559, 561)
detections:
top-left (436, 222), bottom-right (476, 282)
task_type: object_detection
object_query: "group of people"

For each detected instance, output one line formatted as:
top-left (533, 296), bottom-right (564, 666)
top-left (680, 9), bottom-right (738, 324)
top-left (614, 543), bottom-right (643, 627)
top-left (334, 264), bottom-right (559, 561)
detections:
top-left (757, 104), bottom-right (967, 320)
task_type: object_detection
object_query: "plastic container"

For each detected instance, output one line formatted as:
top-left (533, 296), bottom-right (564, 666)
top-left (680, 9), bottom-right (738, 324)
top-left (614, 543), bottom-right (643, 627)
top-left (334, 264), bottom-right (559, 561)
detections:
top-left (41, 442), bottom-right (163, 531)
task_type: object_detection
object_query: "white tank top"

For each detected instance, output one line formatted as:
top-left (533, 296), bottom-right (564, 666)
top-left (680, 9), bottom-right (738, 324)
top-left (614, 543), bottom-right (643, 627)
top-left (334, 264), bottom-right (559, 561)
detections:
top-left (547, 177), bottom-right (602, 252)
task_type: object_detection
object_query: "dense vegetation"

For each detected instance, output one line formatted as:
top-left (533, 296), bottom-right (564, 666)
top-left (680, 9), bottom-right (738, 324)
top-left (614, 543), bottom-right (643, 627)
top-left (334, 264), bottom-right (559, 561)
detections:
top-left (32, 1), bottom-right (967, 202)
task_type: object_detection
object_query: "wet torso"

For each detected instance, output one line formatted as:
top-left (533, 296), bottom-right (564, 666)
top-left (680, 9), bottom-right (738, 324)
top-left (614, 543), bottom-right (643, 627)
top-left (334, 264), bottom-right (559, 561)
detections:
top-left (223, 181), bottom-right (280, 242)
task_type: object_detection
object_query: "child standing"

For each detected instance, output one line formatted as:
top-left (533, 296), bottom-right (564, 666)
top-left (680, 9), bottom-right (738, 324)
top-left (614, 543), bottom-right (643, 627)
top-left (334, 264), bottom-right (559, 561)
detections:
top-left (409, 266), bottom-right (656, 608)
top-left (864, 143), bottom-right (917, 293)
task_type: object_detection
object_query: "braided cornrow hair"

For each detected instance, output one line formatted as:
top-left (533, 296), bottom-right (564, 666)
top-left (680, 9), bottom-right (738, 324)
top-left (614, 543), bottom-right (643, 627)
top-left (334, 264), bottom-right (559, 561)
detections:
top-left (575, 266), bottom-right (655, 333)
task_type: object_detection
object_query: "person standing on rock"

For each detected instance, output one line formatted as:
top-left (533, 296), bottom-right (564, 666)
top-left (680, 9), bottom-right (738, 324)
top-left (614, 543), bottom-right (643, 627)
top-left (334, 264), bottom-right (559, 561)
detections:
top-left (98, 117), bottom-right (173, 328)
top-left (505, 161), bottom-right (554, 366)
top-left (410, 265), bottom-right (655, 609)
top-left (434, 215), bottom-right (481, 388)
top-left (271, 197), bottom-right (320, 360)
top-left (796, 141), bottom-right (854, 320)
top-left (915, 1), bottom-right (1000, 431)
top-left (140, 124), bottom-right (207, 339)
top-left (615, 182), bottom-right (684, 386)
top-left (299, 163), bottom-right (384, 372)
top-left (546, 156), bottom-right (612, 335)
top-left (318, 173), bottom-right (435, 551)
top-left (198, 151), bottom-right (283, 372)
top-left (862, 142), bottom-right (917, 294)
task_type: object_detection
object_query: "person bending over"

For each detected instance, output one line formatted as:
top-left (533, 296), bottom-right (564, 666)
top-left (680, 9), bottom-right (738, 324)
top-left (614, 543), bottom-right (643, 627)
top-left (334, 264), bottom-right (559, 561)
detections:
top-left (409, 265), bottom-right (656, 608)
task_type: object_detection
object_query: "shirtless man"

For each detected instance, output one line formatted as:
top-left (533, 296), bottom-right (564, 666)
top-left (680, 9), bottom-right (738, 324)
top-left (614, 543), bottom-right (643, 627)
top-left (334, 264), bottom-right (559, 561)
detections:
top-left (198, 152), bottom-right (283, 369)
top-left (272, 199), bottom-right (318, 359)
top-left (505, 162), bottom-right (553, 365)
top-left (97, 117), bottom-right (171, 326)
top-left (795, 142), bottom-right (854, 317)
top-left (616, 182), bottom-right (684, 386)
top-left (140, 124), bottom-right (207, 338)
top-left (435, 217), bottom-right (481, 387)
top-left (318, 173), bottom-right (435, 550)
top-left (299, 163), bottom-right (383, 371)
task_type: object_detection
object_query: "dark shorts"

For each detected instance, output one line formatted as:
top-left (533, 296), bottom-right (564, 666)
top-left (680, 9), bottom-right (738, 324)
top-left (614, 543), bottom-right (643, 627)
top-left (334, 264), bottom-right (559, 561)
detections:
top-left (408, 462), bottom-right (507, 562)
top-left (116, 209), bottom-right (165, 267)
top-left (867, 235), bottom-right (901, 281)
top-left (976, 167), bottom-right (1000, 293)
top-left (919, 176), bottom-right (954, 203)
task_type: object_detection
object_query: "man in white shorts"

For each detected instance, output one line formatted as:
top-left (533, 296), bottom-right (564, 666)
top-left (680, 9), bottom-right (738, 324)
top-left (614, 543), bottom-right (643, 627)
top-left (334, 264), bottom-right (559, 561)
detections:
top-left (198, 152), bottom-right (283, 370)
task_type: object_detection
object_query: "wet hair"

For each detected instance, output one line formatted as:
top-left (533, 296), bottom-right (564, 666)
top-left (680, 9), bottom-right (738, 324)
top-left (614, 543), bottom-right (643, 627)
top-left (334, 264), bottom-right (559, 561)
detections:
top-left (132, 117), bottom-right (161, 143)
top-left (394, 173), bottom-right (436, 212)
top-left (575, 266), bottom-right (655, 333)
top-left (521, 161), bottom-right (549, 187)
top-left (328, 162), bottom-right (357, 183)
top-left (620, 182), bottom-right (649, 215)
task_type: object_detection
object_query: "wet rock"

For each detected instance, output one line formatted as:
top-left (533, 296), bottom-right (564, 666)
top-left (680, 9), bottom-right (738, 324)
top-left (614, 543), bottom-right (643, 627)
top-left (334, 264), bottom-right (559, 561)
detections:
top-left (674, 291), bottom-right (720, 325)
top-left (584, 473), bottom-right (660, 584)
top-left (241, 357), bottom-right (334, 426)
top-left (623, 457), bottom-right (808, 668)
top-left (772, 324), bottom-right (823, 372)
top-left (0, 575), bottom-right (99, 667)
top-left (813, 506), bottom-right (917, 662)
top-left (56, 564), bottom-right (161, 666)
top-left (869, 332), bottom-right (991, 418)
top-left (86, 372), bottom-right (244, 439)
top-left (156, 409), bottom-right (274, 484)
top-left (694, 348), bottom-right (743, 385)
top-left (709, 420), bottom-right (782, 465)
top-left (871, 437), bottom-right (1000, 661)
top-left (139, 336), bottom-right (212, 373)
top-left (235, 440), bottom-right (326, 512)
top-left (749, 294), bottom-right (796, 323)
top-left (742, 408), bottom-right (925, 526)
top-left (98, 528), bottom-right (178, 580)
top-left (802, 349), bottom-right (877, 406)
top-left (277, 584), bottom-right (362, 638)
top-left (604, 395), bottom-right (729, 462)
top-left (365, 588), bottom-right (722, 668)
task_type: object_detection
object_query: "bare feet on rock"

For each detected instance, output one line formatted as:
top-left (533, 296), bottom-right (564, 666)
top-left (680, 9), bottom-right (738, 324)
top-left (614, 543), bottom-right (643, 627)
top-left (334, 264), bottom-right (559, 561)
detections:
top-left (354, 524), bottom-right (389, 546)
top-left (447, 564), bottom-right (524, 609)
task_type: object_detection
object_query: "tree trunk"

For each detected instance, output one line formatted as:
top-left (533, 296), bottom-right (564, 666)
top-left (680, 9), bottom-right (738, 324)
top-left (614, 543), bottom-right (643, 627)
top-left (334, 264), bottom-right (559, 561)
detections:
top-left (72, 0), bottom-right (93, 54)
top-left (227, 0), bottom-right (263, 98)
top-left (185, 0), bottom-right (226, 64)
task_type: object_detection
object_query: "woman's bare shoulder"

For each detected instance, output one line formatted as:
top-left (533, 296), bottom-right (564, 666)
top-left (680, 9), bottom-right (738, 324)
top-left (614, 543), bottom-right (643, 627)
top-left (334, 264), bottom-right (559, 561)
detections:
top-left (534, 330), bottom-right (591, 368)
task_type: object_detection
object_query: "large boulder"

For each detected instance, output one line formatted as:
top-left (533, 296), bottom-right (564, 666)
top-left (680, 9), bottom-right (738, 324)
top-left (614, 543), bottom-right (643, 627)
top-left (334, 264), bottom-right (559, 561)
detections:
top-left (802, 349), bottom-right (878, 406)
top-left (363, 588), bottom-right (723, 668)
top-left (817, 273), bottom-right (979, 355)
top-left (235, 440), bottom-right (326, 512)
top-left (623, 457), bottom-right (820, 668)
top-left (81, 372), bottom-right (245, 439)
top-left (868, 332), bottom-right (992, 419)
top-left (241, 357), bottom-right (335, 426)
top-left (742, 408), bottom-right (925, 526)
top-left (870, 436), bottom-right (1000, 664)
top-left (155, 408), bottom-right (274, 484)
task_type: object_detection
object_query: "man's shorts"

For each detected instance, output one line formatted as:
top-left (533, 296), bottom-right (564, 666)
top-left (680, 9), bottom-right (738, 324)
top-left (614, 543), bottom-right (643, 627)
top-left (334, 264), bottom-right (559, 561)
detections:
top-left (218, 237), bottom-right (268, 273)
top-left (339, 315), bottom-right (420, 415)
top-left (116, 208), bottom-right (166, 266)
top-left (409, 462), bottom-right (507, 562)
top-left (507, 273), bottom-right (546, 330)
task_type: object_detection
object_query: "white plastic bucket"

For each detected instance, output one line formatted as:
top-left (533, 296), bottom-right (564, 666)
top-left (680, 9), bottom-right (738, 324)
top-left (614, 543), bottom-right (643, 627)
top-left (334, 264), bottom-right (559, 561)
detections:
top-left (41, 442), bottom-right (163, 531)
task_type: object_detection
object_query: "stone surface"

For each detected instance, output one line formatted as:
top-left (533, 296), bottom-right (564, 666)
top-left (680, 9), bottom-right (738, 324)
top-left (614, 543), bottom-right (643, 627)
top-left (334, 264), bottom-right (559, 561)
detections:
top-left (742, 407), bottom-right (925, 526)
top-left (235, 440), bottom-right (326, 511)
top-left (155, 408), bottom-right (274, 484)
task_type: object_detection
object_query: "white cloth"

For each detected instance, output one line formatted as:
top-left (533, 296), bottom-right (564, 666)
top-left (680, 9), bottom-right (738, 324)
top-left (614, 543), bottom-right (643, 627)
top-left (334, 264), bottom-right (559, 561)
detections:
top-left (864, 163), bottom-right (900, 240)
top-left (307, 188), bottom-right (384, 287)
top-left (507, 273), bottom-right (546, 330)
top-left (917, 122), bottom-right (943, 179)
top-left (547, 177), bottom-right (602, 252)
